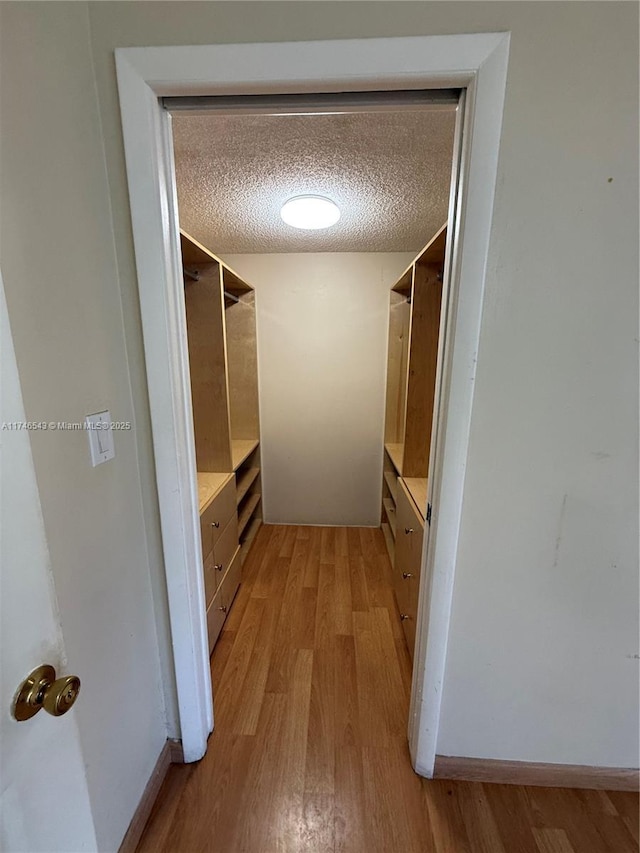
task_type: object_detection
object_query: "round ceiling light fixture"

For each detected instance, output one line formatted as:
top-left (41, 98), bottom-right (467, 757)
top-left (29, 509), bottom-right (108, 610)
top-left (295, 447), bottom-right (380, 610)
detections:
top-left (280, 195), bottom-right (340, 230)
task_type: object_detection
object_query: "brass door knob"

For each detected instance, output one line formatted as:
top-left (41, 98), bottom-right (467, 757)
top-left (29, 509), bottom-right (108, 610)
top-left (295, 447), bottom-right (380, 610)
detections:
top-left (13, 665), bottom-right (81, 722)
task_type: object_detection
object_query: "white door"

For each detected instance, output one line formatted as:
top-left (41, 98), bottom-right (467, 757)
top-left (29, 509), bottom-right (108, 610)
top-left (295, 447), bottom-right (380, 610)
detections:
top-left (0, 271), bottom-right (97, 852)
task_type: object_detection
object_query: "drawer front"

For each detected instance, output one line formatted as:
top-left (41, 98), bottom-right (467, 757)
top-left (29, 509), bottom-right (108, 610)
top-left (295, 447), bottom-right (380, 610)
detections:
top-left (395, 480), bottom-right (425, 658)
top-left (203, 549), bottom-right (217, 607)
top-left (400, 607), bottom-right (417, 660)
top-left (212, 513), bottom-right (239, 595)
top-left (220, 546), bottom-right (241, 612)
top-left (200, 476), bottom-right (236, 558)
top-left (394, 580), bottom-right (410, 626)
top-left (205, 543), bottom-right (241, 657)
top-left (395, 480), bottom-right (425, 578)
top-left (206, 588), bottom-right (227, 655)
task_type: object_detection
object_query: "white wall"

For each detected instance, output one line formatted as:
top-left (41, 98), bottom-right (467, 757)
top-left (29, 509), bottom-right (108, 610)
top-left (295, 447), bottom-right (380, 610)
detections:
top-left (0, 6), bottom-right (637, 850)
top-left (85, 0), bottom-right (640, 771)
top-left (222, 253), bottom-right (413, 526)
top-left (0, 5), bottom-right (170, 850)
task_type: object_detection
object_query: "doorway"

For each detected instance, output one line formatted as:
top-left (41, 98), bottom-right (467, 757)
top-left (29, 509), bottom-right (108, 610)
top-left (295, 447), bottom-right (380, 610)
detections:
top-left (115, 32), bottom-right (510, 771)
top-left (167, 95), bottom-right (461, 804)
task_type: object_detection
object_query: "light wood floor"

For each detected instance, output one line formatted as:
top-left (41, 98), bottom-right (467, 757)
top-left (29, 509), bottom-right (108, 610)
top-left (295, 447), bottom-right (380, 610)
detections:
top-left (138, 525), bottom-right (639, 853)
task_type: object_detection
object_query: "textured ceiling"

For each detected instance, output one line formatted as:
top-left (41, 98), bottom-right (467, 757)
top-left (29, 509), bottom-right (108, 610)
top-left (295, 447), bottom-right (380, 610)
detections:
top-left (172, 109), bottom-right (456, 254)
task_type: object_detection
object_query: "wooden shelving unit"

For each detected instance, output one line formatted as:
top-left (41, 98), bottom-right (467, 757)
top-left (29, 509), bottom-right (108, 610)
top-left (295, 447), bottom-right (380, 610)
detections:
top-left (381, 223), bottom-right (447, 659)
top-left (383, 222), bottom-right (446, 480)
top-left (232, 439), bottom-right (259, 472)
top-left (236, 466), bottom-right (260, 505)
top-left (182, 229), bottom-right (263, 654)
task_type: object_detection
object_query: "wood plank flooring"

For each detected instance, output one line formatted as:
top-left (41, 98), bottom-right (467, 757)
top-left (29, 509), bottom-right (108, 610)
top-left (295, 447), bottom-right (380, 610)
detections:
top-left (137, 525), bottom-right (638, 853)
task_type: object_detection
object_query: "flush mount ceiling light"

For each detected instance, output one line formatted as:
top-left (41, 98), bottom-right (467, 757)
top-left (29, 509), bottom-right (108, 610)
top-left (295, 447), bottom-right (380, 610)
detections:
top-left (280, 195), bottom-right (341, 230)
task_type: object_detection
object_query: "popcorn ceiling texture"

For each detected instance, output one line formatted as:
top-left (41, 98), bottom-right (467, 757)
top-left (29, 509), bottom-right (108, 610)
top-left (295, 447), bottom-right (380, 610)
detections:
top-left (172, 110), bottom-right (456, 254)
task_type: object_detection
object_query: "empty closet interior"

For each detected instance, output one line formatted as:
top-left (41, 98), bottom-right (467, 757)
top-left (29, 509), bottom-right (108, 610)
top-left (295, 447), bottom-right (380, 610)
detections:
top-left (171, 95), bottom-right (458, 660)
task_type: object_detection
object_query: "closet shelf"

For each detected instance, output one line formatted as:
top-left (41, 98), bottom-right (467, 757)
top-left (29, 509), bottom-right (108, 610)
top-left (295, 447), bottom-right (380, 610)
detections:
top-left (197, 472), bottom-right (235, 514)
top-left (232, 439), bottom-right (260, 472)
top-left (241, 515), bottom-right (261, 546)
top-left (383, 470), bottom-right (398, 502)
top-left (381, 523), bottom-right (395, 563)
top-left (238, 493), bottom-right (261, 538)
top-left (403, 478), bottom-right (428, 520)
top-left (240, 516), bottom-right (262, 565)
top-left (382, 498), bottom-right (397, 539)
top-left (236, 467), bottom-right (260, 505)
top-left (384, 443), bottom-right (404, 475)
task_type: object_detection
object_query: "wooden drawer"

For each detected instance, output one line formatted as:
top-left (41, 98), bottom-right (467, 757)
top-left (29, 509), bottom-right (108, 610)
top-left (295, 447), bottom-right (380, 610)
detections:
top-left (200, 475), bottom-right (236, 559)
top-left (206, 589), bottom-right (227, 656)
top-left (203, 513), bottom-right (239, 606)
top-left (220, 545), bottom-right (241, 612)
top-left (395, 479), bottom-right (425, 658)
top-left (203, 549), bottom-right (217, 607)
top-left (205, 546), bottom-right (241, 654)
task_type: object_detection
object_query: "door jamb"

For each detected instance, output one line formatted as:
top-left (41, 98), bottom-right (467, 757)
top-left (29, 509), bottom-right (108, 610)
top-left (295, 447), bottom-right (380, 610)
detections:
top-left (115, 33), bottom-right (510, 768)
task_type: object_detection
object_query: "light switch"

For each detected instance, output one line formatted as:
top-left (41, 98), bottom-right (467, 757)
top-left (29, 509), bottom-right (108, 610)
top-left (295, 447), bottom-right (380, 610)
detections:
top-left (85, 410), bottom-right (115, 466)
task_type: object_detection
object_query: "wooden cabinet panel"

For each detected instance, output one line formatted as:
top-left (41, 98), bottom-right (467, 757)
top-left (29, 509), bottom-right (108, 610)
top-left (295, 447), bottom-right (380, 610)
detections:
top-left (213, 513), bottom-right (239, 596)
top-left (395, 479), bottom-right (425, 659)
top-left (203, 549), bottom-right (217, 606)
top-left (206, 591), bottom-right (227, 655)
top-left (205, 547), bottom-right (242, 653)
top-left (220, 547), bottom-right (241, 612)
top-left (200, 476), bottom-right (237, 559)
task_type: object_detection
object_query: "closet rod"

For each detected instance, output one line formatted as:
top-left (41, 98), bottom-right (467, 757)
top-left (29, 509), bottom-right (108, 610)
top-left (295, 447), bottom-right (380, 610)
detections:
top-left (224, 291), bottom-right (240, 304)
top-left (183, 267), bottom-right (200, 282)
top-left (163, 88), bottom-right (460, 116)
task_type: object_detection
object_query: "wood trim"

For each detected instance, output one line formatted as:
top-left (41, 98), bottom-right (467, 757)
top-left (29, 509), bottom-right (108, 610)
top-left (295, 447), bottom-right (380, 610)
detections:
top-left (118, 739), bottom-right (183, 853)
top-left (434, 755), bottom-right (640, 791)
top-left (168, 738), bottom-right (184, 764)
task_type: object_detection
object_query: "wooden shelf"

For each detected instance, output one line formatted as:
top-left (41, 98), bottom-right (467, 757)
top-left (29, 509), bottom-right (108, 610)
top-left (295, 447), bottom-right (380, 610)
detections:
top-left (196, 472), bottom-right (235, 514)
top-left (385, 443), bottom-right (404, 475)
top-left (381, 523), bottom-right (395, 564)
top-left (236, 467), bottom-right (260, 505)
top-left (383, 470), bottom-right (398, 502)
top-left (238, 493), bottom-right (261, 537)
top-left (181, 229), bottom-right (254, 294)
top-left (382, 498), bottom-right (397, 539)
top-left (403, 478), bottom-right (428, 519)
top-left (392, 221), bottom-right (447, 293)
top-left (232, 439), bottom-right (259, 472)
top-left (241, 512), bottom-right (262, 543)
top-left (240, 516), bottom-right (262, 565)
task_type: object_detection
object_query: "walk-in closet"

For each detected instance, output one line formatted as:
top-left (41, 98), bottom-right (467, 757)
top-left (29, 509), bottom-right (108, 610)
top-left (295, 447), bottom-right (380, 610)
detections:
top-left (173, 98), bottom-right (457, 673)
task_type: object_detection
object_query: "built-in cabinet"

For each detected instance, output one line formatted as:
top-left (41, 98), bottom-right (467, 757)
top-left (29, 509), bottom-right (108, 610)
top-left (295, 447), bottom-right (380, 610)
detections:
top-left (382, 223), bottom-right (446, 659)
top-left (182, 230), bottom-right (262, 654)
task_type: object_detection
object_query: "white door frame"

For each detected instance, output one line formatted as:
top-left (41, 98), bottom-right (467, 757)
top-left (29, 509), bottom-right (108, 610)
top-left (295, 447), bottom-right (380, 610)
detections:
top-left (115, 33), bottom-right (510, 768)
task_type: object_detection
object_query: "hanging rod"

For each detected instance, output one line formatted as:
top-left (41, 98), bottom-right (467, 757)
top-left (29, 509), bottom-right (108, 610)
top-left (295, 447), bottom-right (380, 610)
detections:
top-left (163, 89), bottom-right (460, 117)
top-left (183, 266), bottom-right (200, 282)
top-left (224, 291), bottom-right (240, 304)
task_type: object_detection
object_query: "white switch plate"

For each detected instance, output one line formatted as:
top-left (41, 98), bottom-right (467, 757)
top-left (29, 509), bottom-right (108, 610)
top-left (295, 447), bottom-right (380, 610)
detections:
top-left (85, 410), bottom-right (115, 466)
